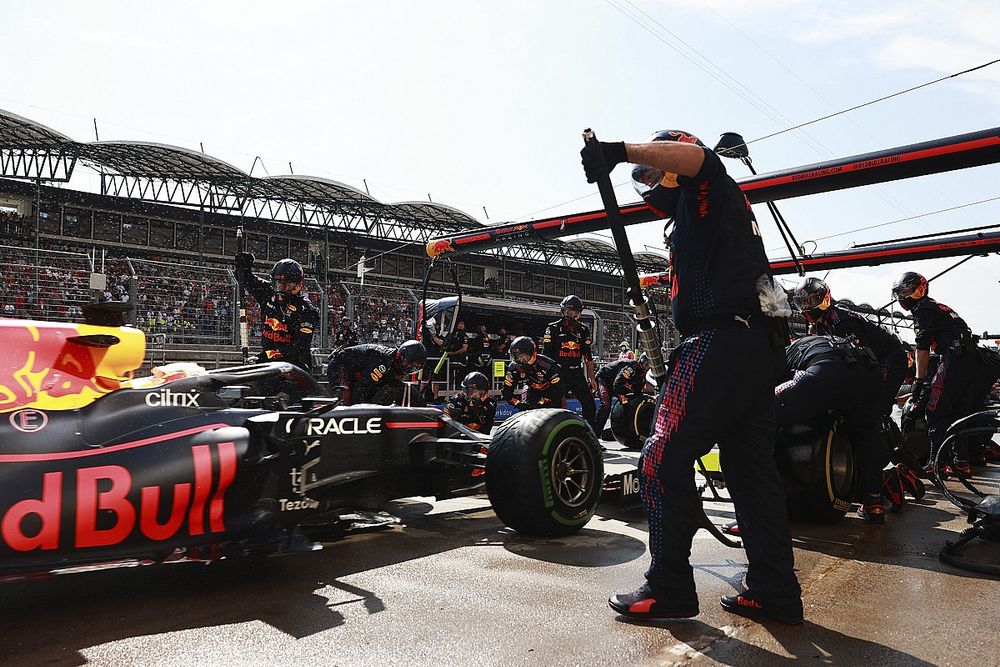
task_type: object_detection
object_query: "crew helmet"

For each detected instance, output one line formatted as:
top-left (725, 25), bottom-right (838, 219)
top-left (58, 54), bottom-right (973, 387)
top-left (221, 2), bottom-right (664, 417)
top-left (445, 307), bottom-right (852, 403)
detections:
top-left (892, 272), bottom-right (928, 311)
top-left (631, 130), bottom-right (706, 217)
top-left (271, 258), bottom-right (305, 295)
top-left (792, 277), bottom-right (833, 323)
top-left (561, 294), bottom-right (584, 319)
top-left (462, 371), bottom-right (490, 398)
top-left (397, 339), bottom-right (427, 373)
top-left (510, 336), bottom-right (537, 365)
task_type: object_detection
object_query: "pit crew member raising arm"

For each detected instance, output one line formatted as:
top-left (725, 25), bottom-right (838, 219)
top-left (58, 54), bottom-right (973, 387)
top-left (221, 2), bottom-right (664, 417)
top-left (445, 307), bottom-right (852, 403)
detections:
top-left (234, 253), bottom-right (319, 373)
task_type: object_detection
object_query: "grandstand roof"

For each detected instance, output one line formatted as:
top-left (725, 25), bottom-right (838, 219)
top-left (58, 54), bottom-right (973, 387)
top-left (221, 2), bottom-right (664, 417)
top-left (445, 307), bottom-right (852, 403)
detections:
top-left (392, 201), bottom-right (482, 229)
top-left (567, 238), bottom-right (617, 253)
top-left (0, 109), bottom-right (78, 181)
top-left (634, 250), bottom-right (669, 263)
top-left (256, 175), bottom-right (382, 206)
top-left (0, 109), bottom-right (75, 146)
top-left (0, 108), bottom-right (652, 275)
top-left (82, 141), bottom-right (249, 180)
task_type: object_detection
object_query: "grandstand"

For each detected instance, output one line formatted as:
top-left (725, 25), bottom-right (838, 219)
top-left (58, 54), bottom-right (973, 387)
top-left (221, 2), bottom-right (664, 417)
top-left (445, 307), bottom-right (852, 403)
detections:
top-left (0, 108), bottom-right (669, 371)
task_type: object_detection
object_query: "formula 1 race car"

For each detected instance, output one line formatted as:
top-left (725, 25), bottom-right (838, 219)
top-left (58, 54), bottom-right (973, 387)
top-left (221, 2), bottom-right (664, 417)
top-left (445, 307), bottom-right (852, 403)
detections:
top-left (0, 316), bottom-right (603, 582)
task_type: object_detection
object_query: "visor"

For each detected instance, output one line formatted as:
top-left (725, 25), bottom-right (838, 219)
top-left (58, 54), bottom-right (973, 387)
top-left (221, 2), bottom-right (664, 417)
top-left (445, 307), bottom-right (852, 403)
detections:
top-left (562, 307), bottom-right (582, 319)
top-left (631, 164), bottom-right (664, 196)
top-left (893, 284), bottom-right (917, 299)
top-left (513, 351), bottom-right (535, 365)
top-left (793, 290), bottom-right (825, 310)
top-left (273, 278), bottom-right (301, 295)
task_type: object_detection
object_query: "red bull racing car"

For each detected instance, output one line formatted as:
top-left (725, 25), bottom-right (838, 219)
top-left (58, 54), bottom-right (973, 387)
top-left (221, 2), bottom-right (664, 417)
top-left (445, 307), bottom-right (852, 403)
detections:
top-left (0, 316), bottom-right (603, 582)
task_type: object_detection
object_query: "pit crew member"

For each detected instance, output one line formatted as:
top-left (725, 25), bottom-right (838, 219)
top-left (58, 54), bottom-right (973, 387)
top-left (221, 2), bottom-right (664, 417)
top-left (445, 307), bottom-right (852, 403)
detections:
top-left (593, 353), bottom-right (651, 433)
top-left (582, 128), bottom-right (802, 624)
top-left (892, 271), bottom-right (1000, 477)
top-left (326, 340), bottom-right (426, 406)
top-left (234, 253), bottom-right (319, 372)
top-left (501, 336), bottom-right (564, 410)
top-left (444, 371), bottom-right (497, 433)
top-left (776, 335), bottom-right (888, 523)
top-left (542, 295), bottom-right (598, 430)
top-left (792, 277), bottom-right (908, 420)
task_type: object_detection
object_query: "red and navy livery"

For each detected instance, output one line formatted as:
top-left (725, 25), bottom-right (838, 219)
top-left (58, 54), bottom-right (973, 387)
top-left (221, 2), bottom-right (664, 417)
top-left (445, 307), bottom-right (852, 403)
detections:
top-left (0, 318), bottom-right (493, 581)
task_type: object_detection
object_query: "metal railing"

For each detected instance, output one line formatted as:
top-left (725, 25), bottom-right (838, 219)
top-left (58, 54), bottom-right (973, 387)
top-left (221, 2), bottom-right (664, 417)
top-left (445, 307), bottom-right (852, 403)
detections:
top-left (0, 245), bottom-right (94, 321)
top-left (593, 307), bottom-right (636, 362)
top-left (342, 281), bottom-right (418, 347)
top-left (128, 257), bottom-right (234, 346)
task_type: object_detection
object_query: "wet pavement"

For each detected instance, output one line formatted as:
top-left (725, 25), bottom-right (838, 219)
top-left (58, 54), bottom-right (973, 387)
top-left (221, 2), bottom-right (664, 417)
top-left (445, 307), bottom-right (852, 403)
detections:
top-left (0, 454), bottom-right (997, 666)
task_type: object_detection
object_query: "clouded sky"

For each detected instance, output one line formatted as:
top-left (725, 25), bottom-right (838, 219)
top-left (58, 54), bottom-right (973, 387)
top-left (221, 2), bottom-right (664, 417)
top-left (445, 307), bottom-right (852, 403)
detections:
top-left (3, 0), bottom-right (998, 338)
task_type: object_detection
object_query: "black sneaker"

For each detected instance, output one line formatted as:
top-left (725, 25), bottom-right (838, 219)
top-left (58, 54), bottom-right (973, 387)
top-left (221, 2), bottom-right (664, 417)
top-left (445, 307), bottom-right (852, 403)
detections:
top-left (720, 594), bottom-right (803, 625)
top-left (609, 584), bottom-right (698, 619)
top-left (857, 503), bottom-right (886, 524)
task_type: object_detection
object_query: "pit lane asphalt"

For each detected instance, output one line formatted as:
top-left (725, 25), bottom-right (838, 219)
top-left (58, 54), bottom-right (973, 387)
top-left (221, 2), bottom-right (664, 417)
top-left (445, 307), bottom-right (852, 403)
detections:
top-left (1, 446), bottom-right (998, 666)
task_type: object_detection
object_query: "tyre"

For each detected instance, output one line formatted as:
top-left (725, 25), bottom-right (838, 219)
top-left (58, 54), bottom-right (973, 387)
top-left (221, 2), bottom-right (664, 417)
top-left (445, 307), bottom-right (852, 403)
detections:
top-left (609, 395), bottom-right (656, 450)
top-left (486, 408), bottom-right (603, 536)
top-left (775, 417), bottom-right (856, 522)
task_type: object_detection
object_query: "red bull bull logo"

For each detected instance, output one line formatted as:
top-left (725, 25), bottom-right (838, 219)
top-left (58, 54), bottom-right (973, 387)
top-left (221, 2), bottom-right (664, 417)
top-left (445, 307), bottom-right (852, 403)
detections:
top-left (425, 238), bottom-right (455, 258)
top-left (264, 317), bottom-right (289, 333)
top-left (639, 272), bottom-right (671, 289)
top-left (0, 319), bottom-right (145, 413)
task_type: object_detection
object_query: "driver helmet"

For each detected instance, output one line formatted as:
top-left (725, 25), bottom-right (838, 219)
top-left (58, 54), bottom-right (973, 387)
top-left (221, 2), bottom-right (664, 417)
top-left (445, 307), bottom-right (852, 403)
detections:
top-left (892, 271), bottom-right (928, 311)
top-left (560, 295), bottom-right (584, 320)
top-left (510, 336), bottom-right (537, 366)
top-left (271, 258), bottom-right (305, 296)
top-left (638, 351), bottom-right (650, 369)
top-left (791, 277), bottom-right (833, 323)
top-left (397, 340), bottom-right (427, 373)
top-left (631, 130), bottom-right (706, 218)
top-left (462, 371), bottom-right (490, 400)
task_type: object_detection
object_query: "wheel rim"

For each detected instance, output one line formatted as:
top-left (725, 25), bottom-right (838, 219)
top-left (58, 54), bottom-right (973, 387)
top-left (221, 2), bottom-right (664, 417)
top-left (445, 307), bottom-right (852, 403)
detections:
top-left (550, 436), bottom-right (594, 507)
top-left (830, 431), bottom-right (854, 496)
top-left (633, 398), bottom-right (654, 444)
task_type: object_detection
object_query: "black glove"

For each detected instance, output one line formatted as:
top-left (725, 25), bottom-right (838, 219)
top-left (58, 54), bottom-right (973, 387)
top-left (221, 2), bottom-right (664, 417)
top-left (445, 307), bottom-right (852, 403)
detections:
top-left (909, 378), bottom-right (927, 413)
top-left (580, 140), bottom-right (627, 183)
top-left (235, 251), bottom-right (255, 269)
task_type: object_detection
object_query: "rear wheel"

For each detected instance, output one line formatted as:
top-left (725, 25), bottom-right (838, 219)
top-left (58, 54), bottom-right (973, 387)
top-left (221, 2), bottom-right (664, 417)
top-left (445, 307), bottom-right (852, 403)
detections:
top-left (486, 409), bottom-right (603, 536)
top-left (610, 396), bottom-right (656, 450)
top-left (776, 418), bottom-right (856, 522)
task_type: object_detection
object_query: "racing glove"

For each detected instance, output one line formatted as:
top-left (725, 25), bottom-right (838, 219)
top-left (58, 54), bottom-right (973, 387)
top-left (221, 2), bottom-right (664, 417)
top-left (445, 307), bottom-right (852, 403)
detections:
top-left (235, 251), bottom-right (256, 269)
top-left (580, 141), bottom-right (627, 183)
top-left (908, 379), bottom-right (927, 416)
